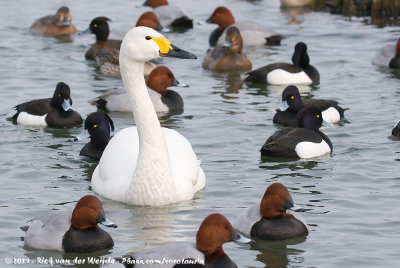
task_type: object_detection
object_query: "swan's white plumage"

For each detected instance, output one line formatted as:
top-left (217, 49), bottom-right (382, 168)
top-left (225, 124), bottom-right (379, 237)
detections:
top-left (94, 87), bottom-right (169, 113)
top-left (372, 44), bottom-right (395, 66)
top-left (91, 27), bottom-right (205, 205)
top-left (24, 211), bottom-right (71, 251)
top-left (216, 22), bottom-right (279, 47)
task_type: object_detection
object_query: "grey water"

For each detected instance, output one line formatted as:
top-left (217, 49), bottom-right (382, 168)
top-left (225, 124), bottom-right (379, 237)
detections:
top-left (1, 0), bottom-right (400, 267)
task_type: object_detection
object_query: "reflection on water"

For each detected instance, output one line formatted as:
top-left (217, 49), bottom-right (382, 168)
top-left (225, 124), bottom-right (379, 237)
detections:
top-left (251, 237), bottom-right (306, 268)
top-left (280, 6), bottom-right (312, 25)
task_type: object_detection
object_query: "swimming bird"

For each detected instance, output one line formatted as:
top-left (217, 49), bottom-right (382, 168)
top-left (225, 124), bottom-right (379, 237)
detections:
top-left (12, 82), bottom-right (82, 128)
top-left (91, 66), bottom-right (185, 113)
top-left (261, 106), bottom-right (332, 159)
top-left (143, 0), bottom-right (193, 28)
top-left (244, 42), bottom-right (319, 85)
top-left (372, 38), bottom-right (400, 69)
top-left (207, 6), bottom-right (282, 47)
top-left (85, 17), bottom-right (157, 77)
top-left (119, 213), bottom-right (251, 268)
top-left (84, 17), bottom-right (122, 60)
top-left (273, 85), bottom-right (345, 126)
top-left (234, 183), bottom-right (308, 239)
top-left (91, 26), bottom-right (205, 206)
top-left (21, 195), bottom-right (117, 252)
top-left (76, 112), bottom-right (114, 160)
top-left (202, 26), bottom-right (252, 71)
top-left (30, 6), bottom-right (77, 36)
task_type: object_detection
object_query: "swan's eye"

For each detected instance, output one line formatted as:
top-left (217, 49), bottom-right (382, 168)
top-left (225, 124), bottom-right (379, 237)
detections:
top-left (145, 36), bottom-right (152, 40)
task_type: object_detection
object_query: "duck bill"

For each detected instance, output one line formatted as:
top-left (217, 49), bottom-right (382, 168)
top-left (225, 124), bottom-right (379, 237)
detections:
top-left (322, 120), bottom-right (333, 127)
top-left (62, 18), bottom-right (71, 26)
top-left (230, 229), bottom-right (253, 244)
top-left (171, 78), bottom-right (189, 88)
top-left (288, 204), bottom-right (307, 212)
top-left (100, 218), bottom-right (118, 228)
top-left (74, 129), bottom-right (90, 141)
top-left (78, 28), bottom-right (90, 35)
top-left (152, 37), bottom-right (197, 59)
top-left (62, 99), bottom-right (72, 111)
top-left (276, 101), bottom-right (289, 112)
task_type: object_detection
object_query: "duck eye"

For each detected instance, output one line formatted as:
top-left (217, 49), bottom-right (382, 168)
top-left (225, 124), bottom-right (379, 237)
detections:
top-left (291, 96), bottom-right (294, 99)
top-left (316, 114), bottom-right (320, 118)
top-left (93, 24), bottom-right (97, 28)
top-left (58, 94), bottom-right (61, 97)
top-left (145, 36), bottom-right (152, 40)
top-left (93, 124), bottom-right (97, 128)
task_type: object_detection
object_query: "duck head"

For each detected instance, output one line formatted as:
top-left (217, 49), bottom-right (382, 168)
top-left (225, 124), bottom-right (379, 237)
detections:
top-left (196, 213), bottom-right (251, 262)
top-left (207, 6), bottom-right (235, 31)
top-left (54, 6), bottom-right (72, 26)
top-left (88, 17), bottom-right (111, 41)
top-left (292, 42), bottom-right (310, 66)
top-left (277, 85), bottom-right (303, 112)
top-left (146, 66), bottom-right (181, 96)
top-left (50, 82), bottom-right (73, 112)
top-left (143, 0), bottom-right (168, 8)
top-left (71, 195), bottom-right (117, 230)
top-left (296, 106), bottom-right (330, 130)
top-left (120, 26), bottom-right (196, 63)
top-left (223, 26), bottom-right (243, 54)
top-left (136, 12), bottom-right (163, 31)
top-left (260, 183), bottom-right (304, 219)
top-left (76, 112), bottom-right (114, 144)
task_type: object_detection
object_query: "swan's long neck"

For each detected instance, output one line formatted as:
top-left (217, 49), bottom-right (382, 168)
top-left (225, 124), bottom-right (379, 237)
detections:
top-left (119, 54), bottom-right (176, 205)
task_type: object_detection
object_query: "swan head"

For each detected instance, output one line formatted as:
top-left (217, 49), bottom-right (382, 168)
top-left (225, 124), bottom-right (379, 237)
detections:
top-left (120, 26), bottom-right (196, 63)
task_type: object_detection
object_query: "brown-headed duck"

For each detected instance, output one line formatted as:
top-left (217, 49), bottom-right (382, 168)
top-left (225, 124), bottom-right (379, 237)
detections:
top-left (119, 213), bottom-right (251, 267)
top-left (30, 6), bottom-right (77, 36)
top-left (234, 183), bottom-right (309, 240)
top-left (91, 66), bottom-right (186, 113)
top-left (21, 195), bottom-right (117, 252)
top-left (202, 26), bottom-right (252, 71)
top-left (207, 6), bottom-right (282, 47)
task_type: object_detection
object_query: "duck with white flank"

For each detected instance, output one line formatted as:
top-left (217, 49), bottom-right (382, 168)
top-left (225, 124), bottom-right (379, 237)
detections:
top-left (244, 42), bottom-right (319, 85)
top-left (274, 85), bottom-right (345, 126)
top-left (261, 106), bottom-right (332, 159)
top-left (13, 82), bottom-right (82, 128)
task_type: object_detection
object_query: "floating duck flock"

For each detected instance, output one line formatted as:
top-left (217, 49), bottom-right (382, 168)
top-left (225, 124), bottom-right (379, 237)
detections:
top-left (3, 0), bottom-right (400, 267)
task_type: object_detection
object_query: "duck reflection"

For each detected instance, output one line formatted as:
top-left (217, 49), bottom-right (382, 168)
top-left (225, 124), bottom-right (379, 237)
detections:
top-left (251, 237), bottom-right (306, 267)
top-left (280, 5), bottom-right (312, 25)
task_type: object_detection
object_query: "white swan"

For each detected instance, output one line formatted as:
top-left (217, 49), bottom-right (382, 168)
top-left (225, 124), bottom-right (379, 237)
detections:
top-left (91, 27), bottom-right (205, 205)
